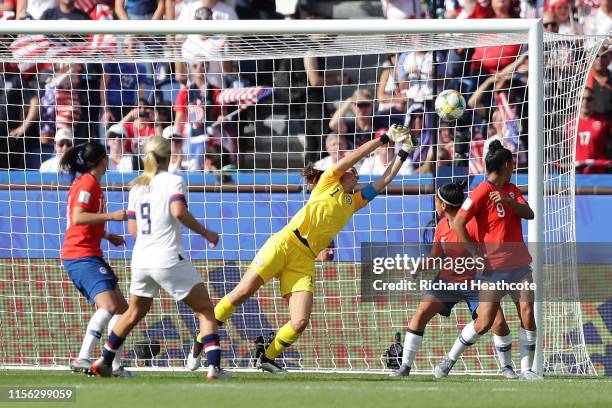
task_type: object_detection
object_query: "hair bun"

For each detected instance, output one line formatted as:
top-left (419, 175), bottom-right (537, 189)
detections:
top-left (455, 179), bottom-right (468, 191)
top-left (488, 139), bottom-right (503, 153)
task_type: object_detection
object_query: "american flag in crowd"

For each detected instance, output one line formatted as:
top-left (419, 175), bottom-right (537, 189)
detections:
top-left (9, 4), bottom-right (116, 67)
top-left (55, 88), bottom-right (81, 130)
top-left (495, 92), bottom-right (527, 164)
top-left (216, 87), bottom-right (273, 110)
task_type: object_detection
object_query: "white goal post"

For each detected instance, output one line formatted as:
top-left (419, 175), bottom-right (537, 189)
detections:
top-left (0, 19), bottom-right (606, 376)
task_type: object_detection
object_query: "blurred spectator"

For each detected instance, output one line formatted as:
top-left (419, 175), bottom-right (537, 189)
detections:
top-left (585, 49), bottom-right (611, 117)
top-left (0, 0), bottom-right (16, 19)
top-left (546, 0), bottom-right (583, 34)
top-left (380, 0), bottom-right (424, 19)
top-left (445, 0), bottom-right (495, 19)
top-left (574, 87), bottom-right (610, 173)
top-left (519, 0), bottom-right (545, 18)
top-left (39, 0), bottom-right (89, 19)
top-left (543, 9), bottom-right (560, 32)
top-left (106, 124), bottom-right (136, 172)
top-left (119, 97), bottom-right (156, 154)
top-left (316, 239), bottom-right (335, 261)
top-left (163, 125), bottom-right (199, 172)
top-left (203, 143), bottom-right (229, 172)
top-left (39, 128), bottom-right (72, 172)
top-left (330, 89), bottom-right (402, 148)
top-left (314, 133), bottom-right (348, 171)
top-left (174, 60), bottom-right (214, 169)
top-left (398, 50), bottom-right (434, 103)
top-left (377, 54), bottom-right (406, 113)
top-left (583, 0), bottom-right (611, 35)
top-left (359, 128), bottom-right (414, 176)
top-left (101, 36), bottom-right (151, 128)
top-left (417, 146), bottom-right (452, 174)
top-left (115, 0), bottom-right (165, 20)
top-left (177, 0), bottom-right (237, 20)
top-left (16, 0), bottom-right (57, 19)
top-left (40, 64), bottom-right (82, 146)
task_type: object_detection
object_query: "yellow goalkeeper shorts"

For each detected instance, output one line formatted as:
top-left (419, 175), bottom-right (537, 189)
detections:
top-left (249, 233), bottom-right (315, 297)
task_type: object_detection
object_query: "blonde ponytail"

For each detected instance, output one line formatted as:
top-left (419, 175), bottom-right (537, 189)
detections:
top-left (131, 136), bottom-right (171, 187)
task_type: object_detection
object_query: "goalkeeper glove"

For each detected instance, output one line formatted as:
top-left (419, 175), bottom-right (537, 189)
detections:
top-left (398, 138), bottom-right (416, 162)
top-left (379, 124), bottom-right (411, 144)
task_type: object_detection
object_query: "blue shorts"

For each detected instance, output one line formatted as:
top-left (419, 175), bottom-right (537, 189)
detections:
top-left (426, 279), bottom-right (479, 319)
top-left (63, 257), bottom-right (118, 305)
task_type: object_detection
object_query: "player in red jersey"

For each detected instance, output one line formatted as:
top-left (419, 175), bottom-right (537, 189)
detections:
top-left (391, 180), bottom-right (517, 379)
top-left (435, 140), bottom-right (540, 380)
top-left (575, 87), bottom-right (610, 173)
top-left (59, 142), bottom-right (130, 376)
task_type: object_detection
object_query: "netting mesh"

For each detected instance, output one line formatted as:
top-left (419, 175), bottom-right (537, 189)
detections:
top-left (0, 27), bottom-right (607, 375)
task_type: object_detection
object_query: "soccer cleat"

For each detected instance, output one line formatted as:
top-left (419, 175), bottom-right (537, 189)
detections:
top-left (501, 365), bottom-right (519, 379)
top-left (90, 357), bottom-right (113, 378)
top-left (112, 366), bottom-right (136, 378)
top-left (185, 345), bottom-right (202, 371)
top-left (256, 355), bottom-right (287, 374)
top-left (389, 364), bottom-right (411, 377)
top-left (207, 366), bottom-right (231, 380)
top-left (69, 358), bottom-right (92, 374)
top-left (519, 369), bottom-right (543, 381)
top-left (434, 355), bottom-right (456, 379)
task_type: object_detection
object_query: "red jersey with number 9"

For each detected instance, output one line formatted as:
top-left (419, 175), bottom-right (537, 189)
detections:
top-left (61, 173), bottom-right (105, 260)
top-left (457, 180), bottom-right (532, 270)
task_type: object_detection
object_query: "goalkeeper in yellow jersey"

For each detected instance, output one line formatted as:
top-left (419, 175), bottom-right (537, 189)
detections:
top-left (193, 125), bottom-right (415, 373)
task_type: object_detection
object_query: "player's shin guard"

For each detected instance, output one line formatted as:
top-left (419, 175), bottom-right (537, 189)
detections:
top-left (102, 331), bottom-right (126, 365)
top-left (448, 321), bottom-right (482, 361)
top-left (78, 308), bottom-right (112, 361)
top-left (402, 329), bottom-right (424, 368)
top-left (264, 323), bottom-right (301, 360)
top-left (200, 333), bottom-right (221, 368)
top-left (519, 328), bottom-right (536, 372)
top-left (493, 333), bottom-right (513, 368)
top-left (108, 314), bottom-right (124, 371)
top-left (214, 297), bottom-right (236, 324)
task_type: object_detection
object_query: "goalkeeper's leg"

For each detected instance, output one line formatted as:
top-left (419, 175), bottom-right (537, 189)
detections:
top-left (214, 268), bottom-right (265, 324)
top-left (391, 300), bottom-right (445, 377)
top-left (259, 290), bottom-right (312, 373)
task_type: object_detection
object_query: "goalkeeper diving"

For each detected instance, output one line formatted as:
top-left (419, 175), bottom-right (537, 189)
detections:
top-left (196, 125), bottom-right (415, 373)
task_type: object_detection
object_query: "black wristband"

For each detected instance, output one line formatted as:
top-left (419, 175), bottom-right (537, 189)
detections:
top-left (398, 149), bottom-right (409, 162)
top-left (379, 134), bottom-right (390, 144)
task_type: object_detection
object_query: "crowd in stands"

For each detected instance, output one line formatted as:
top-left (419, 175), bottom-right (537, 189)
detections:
top-left (0, 0), bottom-right (609, 176)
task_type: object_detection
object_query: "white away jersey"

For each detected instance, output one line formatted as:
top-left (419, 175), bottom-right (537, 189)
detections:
top-left (128, 172), bottom-right (187, 269)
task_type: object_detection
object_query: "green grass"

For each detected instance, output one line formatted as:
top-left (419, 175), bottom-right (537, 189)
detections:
top-left (1, 370), bottom-right (611, 408)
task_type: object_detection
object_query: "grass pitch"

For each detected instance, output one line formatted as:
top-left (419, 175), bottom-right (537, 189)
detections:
top-left (1, 370), bottom-right (611, 408)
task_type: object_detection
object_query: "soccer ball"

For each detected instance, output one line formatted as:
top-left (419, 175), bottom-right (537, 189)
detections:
top-left (435, 90), bottom-right (466, 121)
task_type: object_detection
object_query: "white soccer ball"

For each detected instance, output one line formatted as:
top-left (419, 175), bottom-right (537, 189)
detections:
top-left (435, 89), bottom-right (466, 121)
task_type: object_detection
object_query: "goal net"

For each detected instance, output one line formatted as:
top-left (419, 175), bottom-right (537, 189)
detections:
top-left (0, 20), bottom-right (606, 375)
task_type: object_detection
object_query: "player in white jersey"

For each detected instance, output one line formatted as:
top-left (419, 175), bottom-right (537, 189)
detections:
top-left (90, 136), bottom-right (227, 380)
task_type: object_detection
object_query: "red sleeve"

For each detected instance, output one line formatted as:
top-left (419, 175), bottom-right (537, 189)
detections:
top-left (431, 222), bottom-right (444, 257)
top-left (73, 177), bottom-right (101, 212)
top-left (511, 184), bottom-right (526, 205)
top-left (458, 183), bottom-right (488, 221)
top-left (173, 86), bottom-right (188, 115)
top-left (465, 218), bottom-right (479, 242)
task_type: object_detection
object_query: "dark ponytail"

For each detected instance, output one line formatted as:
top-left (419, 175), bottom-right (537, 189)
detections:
top-left (485, 140), bottom-right (512, 174)
top-left (60, 142), bottom-right (107, 180)
top-left (303, 163), bottom-right (324, 187)
top-left (437, 179), bottom-right (468, 208)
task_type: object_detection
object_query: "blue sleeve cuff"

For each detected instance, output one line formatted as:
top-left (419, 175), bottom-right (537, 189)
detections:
top-left (361, 183), bottom-right (378, 202)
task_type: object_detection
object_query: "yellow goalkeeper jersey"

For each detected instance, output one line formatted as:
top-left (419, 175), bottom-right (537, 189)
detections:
top-left (281, 167), bottom-right (369, 256)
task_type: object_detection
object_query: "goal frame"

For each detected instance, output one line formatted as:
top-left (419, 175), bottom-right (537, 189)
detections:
top-left (0, 18), bottom-right (546, 375)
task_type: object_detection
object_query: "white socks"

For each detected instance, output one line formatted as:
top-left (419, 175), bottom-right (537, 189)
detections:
top-left (78, 308), bottom-right (112, 361)
top-left (448, 321), bottom-right (482, 361)
top-left (401, 331), bottom-right (424, 367)
top-left (493, 333), bottom-right (513, 368)
top-left (519, 328), bottom-right (536, 372)
top-left (108, 314), bottom-right (124, 371)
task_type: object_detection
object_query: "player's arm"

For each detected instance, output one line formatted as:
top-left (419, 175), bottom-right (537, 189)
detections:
top-left (103, 231), bottom-right (125, 246)
top-left (170, 201), bottom-right (219, 248)
top-left (336, 125), bottom-right (412, 174)
top-left (370, 137), bottom-right (414, 192)
top-left (72, 207), bottom-right (126, 226)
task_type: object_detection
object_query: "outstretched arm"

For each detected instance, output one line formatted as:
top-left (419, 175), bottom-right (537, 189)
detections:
top-left (335, 125), bottom-right (412, 174)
